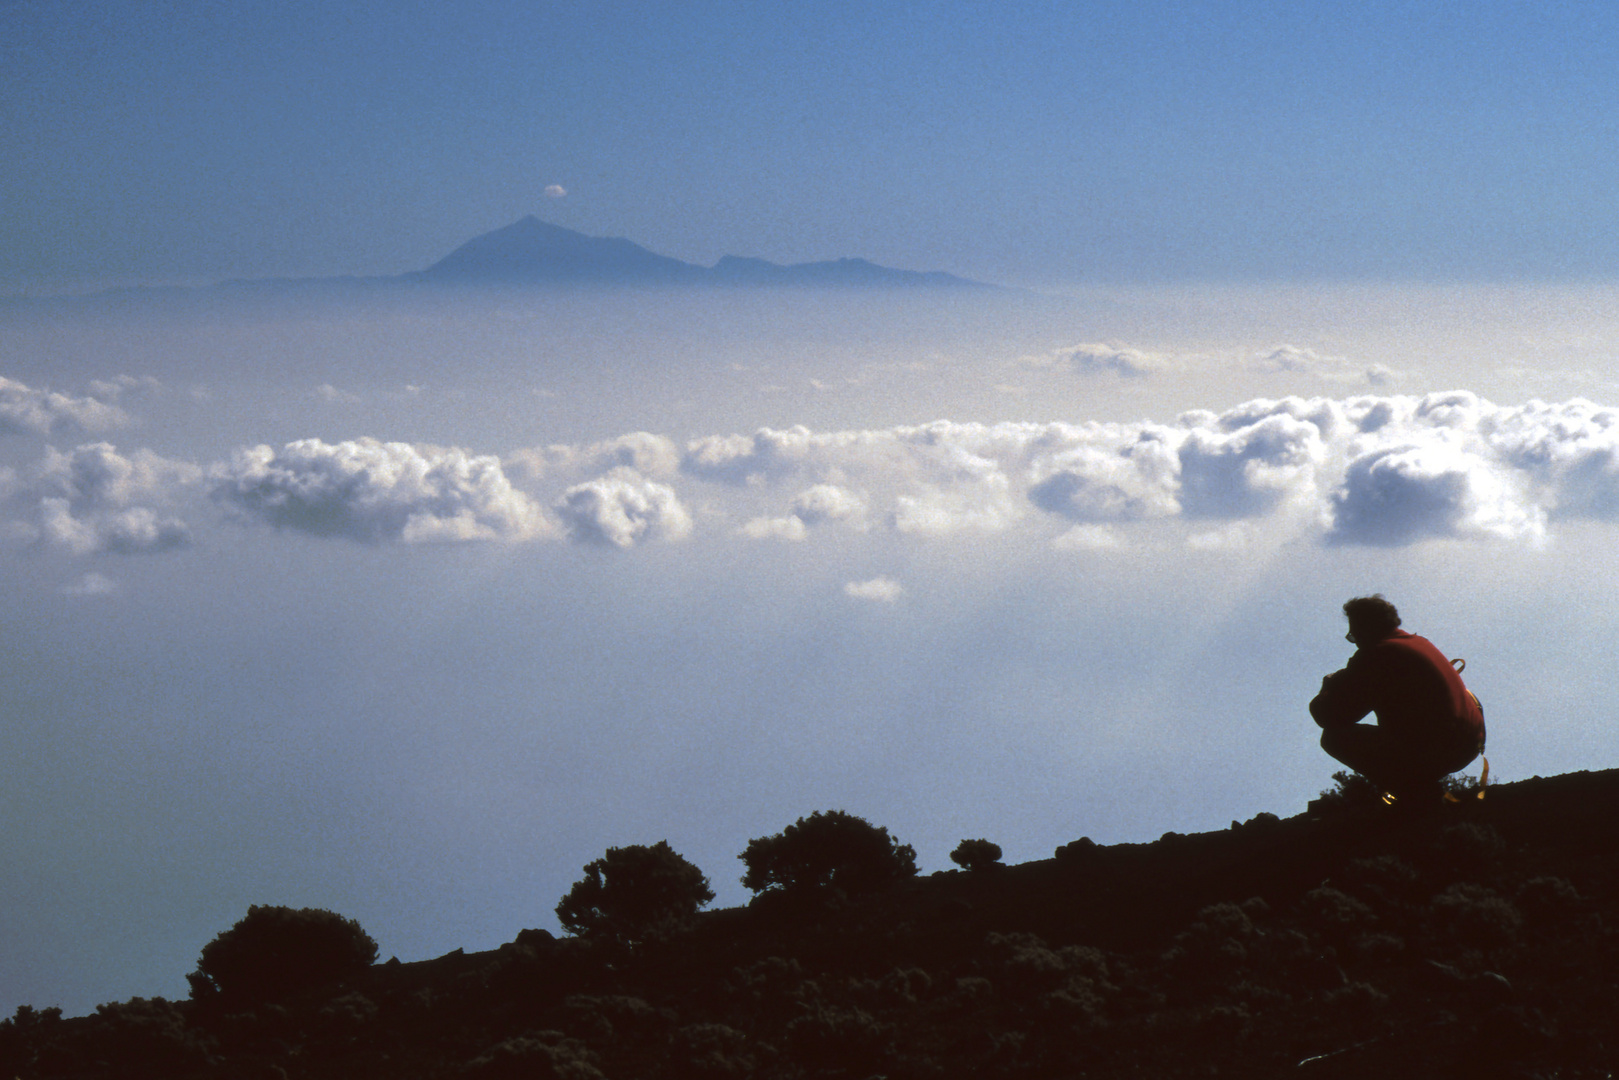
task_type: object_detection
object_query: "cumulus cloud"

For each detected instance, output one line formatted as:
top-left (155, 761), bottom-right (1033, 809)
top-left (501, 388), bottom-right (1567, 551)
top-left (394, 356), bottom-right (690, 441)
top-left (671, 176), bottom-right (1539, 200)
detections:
top-left (209, 438), bottom-right (552, 544)
top-left (1328, 436), bottom-right (1544, 546)
top-left (182, 392), bottom-right (1619, 554)
top-left (845, 576), bottom-right (903, 602)
top-left (1028, 428), bottom-right (1181, 523)
top-left (507, 432), bottom-right (681, 486)
top-left (671, 392), bottom-right (1619, 548)
top-left (13, 443), bottom-right (199, 555)
top-left (1027, 342), bottom-right (1160, 378)
top-left (1177, 413), bottom-right (1326, 519)
top-left (741, 484), bottom-right (866, 541)
top-left (545, 184), bottom-right (567, 198)
top-left (0, 376), bottom-right (127, 437)
top-left (1051, 524), bottom-right (1122, 551)
top-left (554, 467), bottom-right (693, 548)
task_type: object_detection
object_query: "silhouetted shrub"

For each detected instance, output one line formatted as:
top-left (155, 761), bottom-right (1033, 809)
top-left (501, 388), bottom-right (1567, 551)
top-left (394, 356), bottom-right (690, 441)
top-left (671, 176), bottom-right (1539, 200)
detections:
top-left (1299, 886), bottom-right (1377, 947)
top-left (1054, 836), bottom-right (1096, 862)
top-left (1515, 876), bottom-right (1582, 926)
top-left (1433, 822), bottom-right (1507, 878)
top-left (1429, 883), bottom-right (1523, 948)
top-left (1161, 903), bottom-right (1262, 988)
top-left (190, 905), bottom-right (378, 1004)
top-left (562, 994), bottom-right (673, 1049)
top-left (985, 931), bottom-right (1113, 1015)
top-left (739, 810), bottom-right (917, 897)
top-left (463, 1031), bottom-right (604, 1080)
top-left (664, 1023), bottom-right (756, 1080)
top-left (555, 841), bottom-right (714, 945)
top-left (1310, 769), bottom-right (1383, 813)
top-left (0, 1005), bottom-right (65, 1077)
top-left (89, 997), bottom-right (214, 1078)
top-left (1341, 855), bottom-right (1423, 911)
top-left (784, 1003), bottom-right (894, 1071)
top-left (950, 838), bottom-right (1003, 871)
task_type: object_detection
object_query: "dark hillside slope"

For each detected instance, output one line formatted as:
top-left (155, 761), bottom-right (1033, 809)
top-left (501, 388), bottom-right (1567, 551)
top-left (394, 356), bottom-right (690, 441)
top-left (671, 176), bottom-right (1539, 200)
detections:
top-left (7, 769), bottom-right (1618, 1078)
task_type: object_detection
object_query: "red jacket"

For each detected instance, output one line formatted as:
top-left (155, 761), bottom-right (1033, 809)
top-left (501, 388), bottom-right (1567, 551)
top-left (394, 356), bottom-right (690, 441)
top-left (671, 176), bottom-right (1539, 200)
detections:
top-left (1310, 630), bottom-right (1486, 750)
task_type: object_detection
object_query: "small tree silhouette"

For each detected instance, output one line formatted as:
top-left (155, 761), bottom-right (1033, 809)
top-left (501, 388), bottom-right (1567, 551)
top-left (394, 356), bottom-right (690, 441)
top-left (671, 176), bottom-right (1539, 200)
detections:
top-left (190, 905), bottom-right (378, 1004)
top-left (950, 838), bottom-right (1003, 871)
top-left (740, 810), bottom-right (918, 897)
top-left (555, 841), bottom-right (715, 945)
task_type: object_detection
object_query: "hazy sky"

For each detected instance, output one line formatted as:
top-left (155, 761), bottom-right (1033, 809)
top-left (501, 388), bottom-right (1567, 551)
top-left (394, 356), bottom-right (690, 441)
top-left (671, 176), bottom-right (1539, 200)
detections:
top-left (6, 0), bottom-right (1619, 292)
top-left (5, 0), bottom-right (1619, 1021)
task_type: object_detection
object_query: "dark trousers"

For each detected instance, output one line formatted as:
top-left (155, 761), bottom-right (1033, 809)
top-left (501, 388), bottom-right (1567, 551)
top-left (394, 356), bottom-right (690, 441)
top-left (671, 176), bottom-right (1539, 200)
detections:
top-left (1319, 722), bottom-right (1480, 800)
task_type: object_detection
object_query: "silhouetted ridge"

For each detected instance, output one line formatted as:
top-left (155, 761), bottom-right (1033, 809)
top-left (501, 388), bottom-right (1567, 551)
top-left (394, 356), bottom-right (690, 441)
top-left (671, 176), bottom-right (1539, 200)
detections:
top-left (8, 769), bottom-right (1619, 1077)
top-left (420, 217), bottom-right (993, 288)
top-left (420, 216), bottom-right (702, 283)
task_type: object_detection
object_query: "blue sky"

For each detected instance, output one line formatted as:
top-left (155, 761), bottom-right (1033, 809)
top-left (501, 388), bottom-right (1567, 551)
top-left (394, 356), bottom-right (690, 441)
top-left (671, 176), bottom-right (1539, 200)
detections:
top-left (6, 1), bottom-right (1619, 291)
top-left (5, 0), bottom-right (1619, 1020)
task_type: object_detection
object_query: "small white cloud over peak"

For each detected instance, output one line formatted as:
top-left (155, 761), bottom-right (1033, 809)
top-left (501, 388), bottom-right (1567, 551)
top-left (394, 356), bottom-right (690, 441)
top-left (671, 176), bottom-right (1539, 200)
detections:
top-left (844, 576), bottom-right (903, 602)
top-left (545, 184), bottom-right (567, 198)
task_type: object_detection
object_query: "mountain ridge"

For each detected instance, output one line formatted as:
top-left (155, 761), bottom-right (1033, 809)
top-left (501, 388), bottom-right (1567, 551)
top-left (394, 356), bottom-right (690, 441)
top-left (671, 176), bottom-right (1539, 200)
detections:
top-left (413, 215), bottom-right (995, 289)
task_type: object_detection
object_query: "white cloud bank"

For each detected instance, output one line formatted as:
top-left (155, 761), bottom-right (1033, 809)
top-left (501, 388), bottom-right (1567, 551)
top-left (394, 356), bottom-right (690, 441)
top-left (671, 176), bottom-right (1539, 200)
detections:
top-left (675, 393), bottom-right (1619, 549)
top-left (14, 392), bottom-right (1617, 556)
top-left (554, 467), bottom-right (693, 548)
top-left (209, 438), bottom-right (553, 544)
top-left (0, 376), bottom-right (127, 437)
top-left (5, 443), bottom-right (199, 554)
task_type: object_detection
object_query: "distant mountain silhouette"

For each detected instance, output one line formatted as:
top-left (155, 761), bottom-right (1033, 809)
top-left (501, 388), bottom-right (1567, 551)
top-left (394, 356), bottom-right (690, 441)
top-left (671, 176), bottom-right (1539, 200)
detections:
top-left (416, 216), bottom-right (993, 289)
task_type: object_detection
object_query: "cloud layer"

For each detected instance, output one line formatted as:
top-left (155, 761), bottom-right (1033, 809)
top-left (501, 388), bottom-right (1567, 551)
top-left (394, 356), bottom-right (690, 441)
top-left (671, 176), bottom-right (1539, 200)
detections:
top-left (6, 390), bottom-right (1619, 556)
top-left (209, 438), bottom-right (552, 544)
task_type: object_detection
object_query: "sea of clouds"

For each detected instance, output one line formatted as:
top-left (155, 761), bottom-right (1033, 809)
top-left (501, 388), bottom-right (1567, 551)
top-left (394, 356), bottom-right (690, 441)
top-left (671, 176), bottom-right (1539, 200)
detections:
top-left (5, 372), bottom-right (1618, 560)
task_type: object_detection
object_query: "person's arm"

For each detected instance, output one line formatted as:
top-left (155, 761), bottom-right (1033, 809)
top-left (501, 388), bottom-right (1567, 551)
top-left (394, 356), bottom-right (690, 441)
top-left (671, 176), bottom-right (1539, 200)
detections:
top-left (1309, 662), bottom-right (1374, 728)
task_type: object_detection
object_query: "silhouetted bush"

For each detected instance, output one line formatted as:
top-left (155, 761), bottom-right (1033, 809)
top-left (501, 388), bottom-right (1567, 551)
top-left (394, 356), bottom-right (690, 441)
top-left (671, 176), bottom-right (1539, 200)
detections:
top-left (663, 1023), bottom-right (757, 1080)
top-left (1310, 769), bottom-right (1383, 813)
top-left (783, 1002), bottom-right (894, 1072)
top-left (1429, 883), bottom-right (1523, 949)
top-left (555, 841), bottom-right (714, 945)
top-left (1515, 876), bottom-right (1582, 927)
top-left (739, 810), bottom-right (917, 897)
top-left (463, 1031), bottom-right (604, 1080)
top-left (190, 905), bottom-right (378, 1004)
top-left (88, 997), bottom-right (214, 1078)
top-left (0, 1005), bottom-right (65, 1077)
top-left (950, 838), bottom-right (1003, 871)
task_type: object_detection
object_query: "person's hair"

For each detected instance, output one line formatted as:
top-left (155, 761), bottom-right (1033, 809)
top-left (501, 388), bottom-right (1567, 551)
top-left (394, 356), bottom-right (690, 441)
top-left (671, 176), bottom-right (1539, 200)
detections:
top-left (1343, 594), bottom-right (1400, 640)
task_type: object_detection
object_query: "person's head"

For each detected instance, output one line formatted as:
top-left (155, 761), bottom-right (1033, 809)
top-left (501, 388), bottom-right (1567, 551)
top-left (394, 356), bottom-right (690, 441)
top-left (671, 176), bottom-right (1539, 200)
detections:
top-left (1342, 594), bottom-right (1400, 646)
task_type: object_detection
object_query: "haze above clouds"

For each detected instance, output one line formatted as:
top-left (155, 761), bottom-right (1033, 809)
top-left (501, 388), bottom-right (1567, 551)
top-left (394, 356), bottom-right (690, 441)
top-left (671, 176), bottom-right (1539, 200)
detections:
top-left (5, 0), bottom-right (1619, 1021)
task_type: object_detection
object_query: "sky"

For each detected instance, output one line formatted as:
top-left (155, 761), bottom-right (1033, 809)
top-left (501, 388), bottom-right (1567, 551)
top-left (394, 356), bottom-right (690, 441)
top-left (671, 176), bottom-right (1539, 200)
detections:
top-left (4, 0), bottom-right (1619, 1018)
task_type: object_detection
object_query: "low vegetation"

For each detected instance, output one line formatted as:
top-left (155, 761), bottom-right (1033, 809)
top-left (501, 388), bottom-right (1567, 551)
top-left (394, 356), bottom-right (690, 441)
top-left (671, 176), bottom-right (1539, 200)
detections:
top-left (5, 777), bottom-right (1618, 1078)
